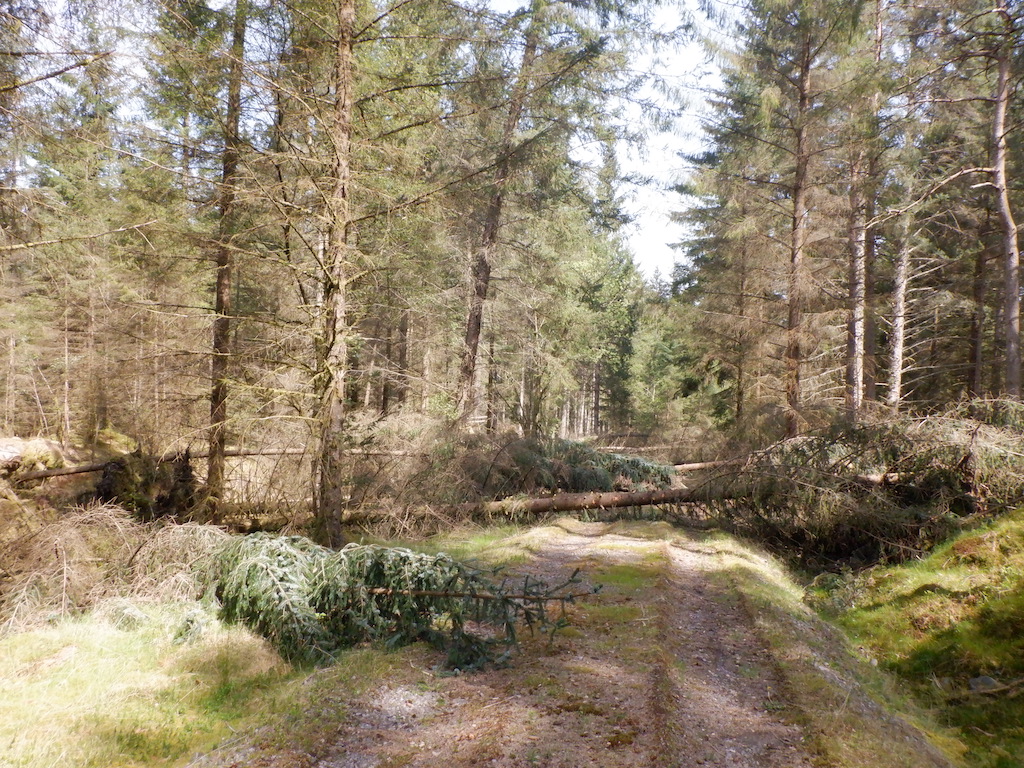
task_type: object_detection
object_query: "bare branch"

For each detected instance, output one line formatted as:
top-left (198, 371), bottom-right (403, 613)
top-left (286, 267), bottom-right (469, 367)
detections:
top-left (0, 51), bottom-right (112, 94)
top-left (0, 220), bottom-right (157, 254)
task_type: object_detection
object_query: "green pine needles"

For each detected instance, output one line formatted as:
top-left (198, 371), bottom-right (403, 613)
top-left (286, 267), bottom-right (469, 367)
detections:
top-left (209, 533), bottom-right (586, 668)
top-left (211, 535), bottom-right (335, 664)
top-left (494, 438), bottom-right (674, 495)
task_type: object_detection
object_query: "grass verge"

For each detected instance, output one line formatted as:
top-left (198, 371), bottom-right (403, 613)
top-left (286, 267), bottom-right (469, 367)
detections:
top-left (0, 599), bottom-right (434, 768)
top-left (0, 602), bottom-right (293, 767)
top-left (694, 531), bottom-right (964, 768)
top-left (814, 508), bottom-right (1024, 767)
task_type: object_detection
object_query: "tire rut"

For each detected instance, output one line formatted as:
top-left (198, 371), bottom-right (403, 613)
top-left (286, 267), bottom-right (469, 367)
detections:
top-left (310, 529), bottom-right (821, 768)
top-left (656, 541), bottom-right (817, 767)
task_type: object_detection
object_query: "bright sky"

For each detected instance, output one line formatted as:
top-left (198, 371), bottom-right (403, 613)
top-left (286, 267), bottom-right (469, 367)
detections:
top-left (482, 0), bottom-right (715, 282)
top-left (616, 7), bottom-right (716, 283)
top-left (617, 54), bottom-right (708, 282)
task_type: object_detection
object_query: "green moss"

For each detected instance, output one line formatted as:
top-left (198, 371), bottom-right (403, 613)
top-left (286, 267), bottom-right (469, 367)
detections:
top-left (584, 601), bottom-right (644, 625)
top-left (591, 563), bottom-right (660, 590)
top-left (709, 536), bottom-right (962, 768)
top-left (414, 525), bottom-right (531, 566)
top-left (826, 508), bottom-right (1024, 766)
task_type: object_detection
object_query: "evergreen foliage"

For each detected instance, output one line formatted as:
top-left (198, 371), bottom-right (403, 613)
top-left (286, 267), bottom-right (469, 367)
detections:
top-left (504, 438), bottom-right (674, 494)
top-left (672, 0), bottom-right (1024, 425)
top-left (453, 434), bottom-right (674, 500)
top-left (346, 419), bottom-right (676, 515)
top-left (210, 535), bottom-right (333, 664)
top-left (210, 533), bottom-right (584, 669)
top-left (698, 406), bottom-right (1024, 566)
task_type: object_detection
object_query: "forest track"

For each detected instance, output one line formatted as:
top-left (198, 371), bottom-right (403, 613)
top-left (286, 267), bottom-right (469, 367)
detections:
top-left (275, 522), bottom-right (818, 768)
top-left (192, 521), bottom-right (951, 768)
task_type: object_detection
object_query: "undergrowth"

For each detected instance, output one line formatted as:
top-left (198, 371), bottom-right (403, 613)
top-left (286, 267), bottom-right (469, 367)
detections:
top-left (694, 405), bottom-right (1024, 567)
top-left (0, 504), bottom-right (588, 766)
top-left (0, 505), bottom-right (227, 631)
top-left (344, 416), bottom-right (674, 512)
top-left (813, 507), bottom-right (1024, 767)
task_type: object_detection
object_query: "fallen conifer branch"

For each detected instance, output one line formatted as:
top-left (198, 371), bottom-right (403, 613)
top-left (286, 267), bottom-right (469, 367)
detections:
top-left (947, 678), bottom-right (1024, 701)
top-left (209, 534), bottom-right (585, 669)
top-left (355, 582), bottom-right (594, 604)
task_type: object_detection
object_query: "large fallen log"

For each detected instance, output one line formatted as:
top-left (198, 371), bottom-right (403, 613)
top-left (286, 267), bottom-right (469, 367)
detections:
top-left (674, 459), bottom-right (735, 472)
top-left (452, 486), bottom-right (719, 517)
top-left (333, 485), bottom-right (733, 535)
top-left (15, 447), bottom-right (411, 482)
top-left (447, 468), bottom-right (897, 520)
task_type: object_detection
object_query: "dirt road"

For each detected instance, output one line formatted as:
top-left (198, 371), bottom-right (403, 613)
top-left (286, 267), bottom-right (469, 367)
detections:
top-left (194, 521), bottom-right (953, 768)
top-left (302, 523), bottom-right (819, 768)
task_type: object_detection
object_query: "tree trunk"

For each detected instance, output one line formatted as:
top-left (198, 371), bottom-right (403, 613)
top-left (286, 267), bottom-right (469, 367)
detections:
top-left (486, 334), bottom-right (498, 432)
top-left (993, 0), bottom-right (1021, 398)
top-left (61, 310), bottom-right (71, 447)
top-left (396, 308), bottom-right (410, 406)
top-left (785, 36), bottom-right (813, 437)
top-left (969, 245), bottom-right (990, 397)
top-left (315, 0), bottom-right (356, 548)
top-left (208, 0), bottom-right (247, 512)
top-left (733, 244), bottom-right (749, 421)
top-left (846, 151), bottom-right (868, 421)
top-left (863, 0), bottom-right (884, 404)
top-left (5, 336), bottom-right (15, 432)
top-left (887, 211), bottom-right (912, 411)
top-left (456, 13), bottom-right (540, 418)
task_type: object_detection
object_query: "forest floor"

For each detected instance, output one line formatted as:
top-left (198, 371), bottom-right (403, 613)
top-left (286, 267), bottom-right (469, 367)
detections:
top-left (186, 520), bottom-right (956, 768)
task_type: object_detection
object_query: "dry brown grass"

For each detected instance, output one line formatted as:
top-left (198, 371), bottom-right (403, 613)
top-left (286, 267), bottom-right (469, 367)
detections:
top-left (0, 503), bottom-right (228, 632)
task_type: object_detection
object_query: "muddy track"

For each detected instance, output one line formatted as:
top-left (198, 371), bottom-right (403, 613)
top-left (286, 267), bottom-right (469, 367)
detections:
top-left (289, 525), bottom-right (821, 768)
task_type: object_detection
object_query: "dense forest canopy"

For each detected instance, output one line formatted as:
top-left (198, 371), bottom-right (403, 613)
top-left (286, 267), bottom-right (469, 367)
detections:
top-left (2, 0), bottom-right (1023, 534)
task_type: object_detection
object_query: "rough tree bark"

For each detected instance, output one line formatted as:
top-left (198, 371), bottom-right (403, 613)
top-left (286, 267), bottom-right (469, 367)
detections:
top-left (208, 0), bottom-right (247, 512)
top-left (969, 242), bottom-right (991, 397)
top-left (846, 150), bottom-right (868, 420)
top-left (735, 256), bottom-right (748, 422)
top-left (315, 0), bottom-right (356, 548)
top-left (992, 0), bottom-right (1021, 398)
top-left (855, 0), bottom-right (884, 409)
top-left (456, 8), bottom-right (540, 419)
top-left (886, 211), bottom-right (912, 411)
top-left (785, 32), bottom-right (813, 437)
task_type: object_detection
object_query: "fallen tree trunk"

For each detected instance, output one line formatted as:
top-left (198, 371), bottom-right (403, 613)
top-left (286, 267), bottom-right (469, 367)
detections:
top-left (358, 468), bottom-right (896, 526)
top-left (337, 485), bottom-right (733, 536)
top-left (453, 486), bottom-right (719, 518)
top-left (16, 460), bottom-right (110, 481)
top-left (674, 460), bottom-right (736, 472)
top-left (451, 471), bottom-right (898, 519)
top-left (15, 447), bottom-right (411, 482)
